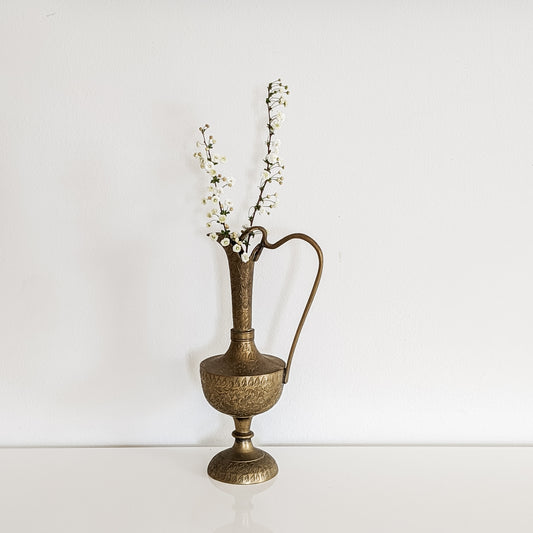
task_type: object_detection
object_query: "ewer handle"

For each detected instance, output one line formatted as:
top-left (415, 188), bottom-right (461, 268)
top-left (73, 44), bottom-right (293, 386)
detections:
top-left (242, 226), bottom-right (323, 384)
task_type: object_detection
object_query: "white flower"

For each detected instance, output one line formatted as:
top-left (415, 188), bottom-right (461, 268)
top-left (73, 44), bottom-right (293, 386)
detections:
top-left (204, 161), bottom-right (217, 176)
top-left (219, 214), bottom-right (226, 222)
top-left (241, 253), bottom-right (250, 263)
top-left (267, 152), bottom-right (278, 164)
top-left (211, 196), bottom-right (219, 204)
top-left (209, 232), bottom-right (218, 241)
top-left (196, 141), bottom-right (204, 148)
top-left (221, 238), bottom-right (230, 247)
top-left (261, 170), bottom-right (270, 180)
top-left (232, 244), bottom-right (241, 253)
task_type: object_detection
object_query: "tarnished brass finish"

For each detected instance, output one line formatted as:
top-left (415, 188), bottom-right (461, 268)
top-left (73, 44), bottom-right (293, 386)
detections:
top-left (200, 226), bottom-right (323, 484)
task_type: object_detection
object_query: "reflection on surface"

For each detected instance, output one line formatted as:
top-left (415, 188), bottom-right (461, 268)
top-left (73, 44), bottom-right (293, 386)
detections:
top-left (210, 478), bottom-right (275, 533)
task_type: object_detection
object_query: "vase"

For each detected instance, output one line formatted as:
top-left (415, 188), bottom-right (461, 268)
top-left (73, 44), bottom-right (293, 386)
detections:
top-left (200, 226), bottom-right (323, 485)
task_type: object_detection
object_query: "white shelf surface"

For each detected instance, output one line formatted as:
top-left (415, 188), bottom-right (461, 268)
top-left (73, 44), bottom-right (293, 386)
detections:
top-left (1, 446), bottom-right (532, 532)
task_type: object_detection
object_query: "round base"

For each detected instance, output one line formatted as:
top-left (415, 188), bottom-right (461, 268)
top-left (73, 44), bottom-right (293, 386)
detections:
top-left (207, 447), bottom-right (278, 485)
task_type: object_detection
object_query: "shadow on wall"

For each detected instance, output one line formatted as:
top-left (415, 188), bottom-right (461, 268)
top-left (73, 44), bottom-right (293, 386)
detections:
top-left (186, 244), bottom-right (234, 446)
top-left (57, 158), bottom-right (164, 441)
top-left (54, 101), bottom-right (206, 444)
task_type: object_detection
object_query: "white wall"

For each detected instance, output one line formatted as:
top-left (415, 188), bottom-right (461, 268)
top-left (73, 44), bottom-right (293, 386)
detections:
top-left (1, 0), bottom-right (532, 446)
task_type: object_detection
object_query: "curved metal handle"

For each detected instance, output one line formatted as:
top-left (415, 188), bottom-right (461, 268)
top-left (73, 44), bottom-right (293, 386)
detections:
top-left (241, 226), bottom-right (323, 384)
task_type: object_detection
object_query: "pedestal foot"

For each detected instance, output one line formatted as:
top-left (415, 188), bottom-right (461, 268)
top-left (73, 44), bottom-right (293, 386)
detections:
top-left (207, 417), bottom-right (279, 485)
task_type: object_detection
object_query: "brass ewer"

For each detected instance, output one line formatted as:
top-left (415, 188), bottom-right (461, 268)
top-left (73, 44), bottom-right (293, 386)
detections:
top-left (200, 226), bottom-right (323, 485)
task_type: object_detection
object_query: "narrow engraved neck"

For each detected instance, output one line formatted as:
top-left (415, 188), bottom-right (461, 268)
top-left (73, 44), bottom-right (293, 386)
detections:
top-left (225, 247), bottom-right (255, 331)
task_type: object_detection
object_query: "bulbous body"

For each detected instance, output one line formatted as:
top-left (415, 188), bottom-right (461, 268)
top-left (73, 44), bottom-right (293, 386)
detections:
top-left (200, 350), bottom-right (285, 418)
